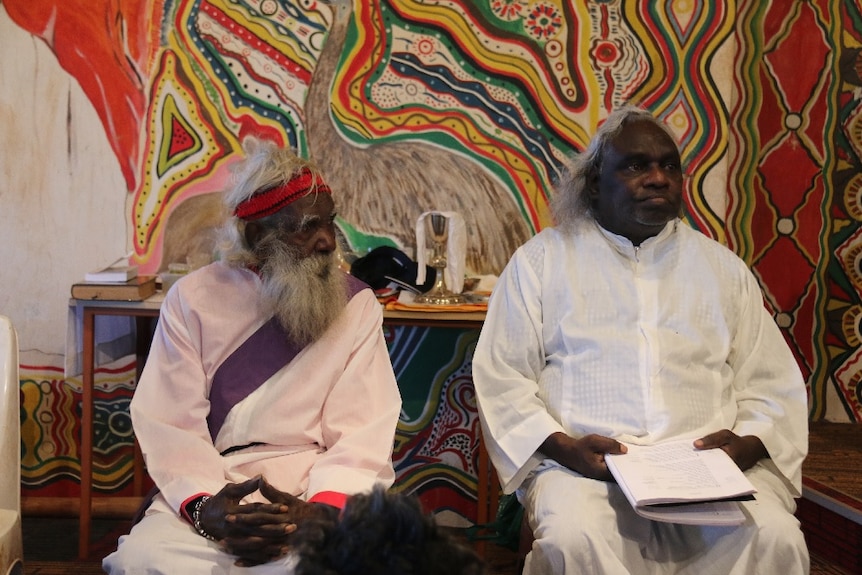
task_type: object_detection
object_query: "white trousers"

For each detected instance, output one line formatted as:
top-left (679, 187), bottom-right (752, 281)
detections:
top-left (102, 496), bottom-right (298, 575)
top-left (520, 461), bottom-right (809, 575)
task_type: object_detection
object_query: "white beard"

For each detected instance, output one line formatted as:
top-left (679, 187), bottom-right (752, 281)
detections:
top-left (257, 238), bottom-right (348, 346)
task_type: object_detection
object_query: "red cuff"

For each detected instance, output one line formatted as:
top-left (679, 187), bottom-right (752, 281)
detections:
top-left (181, 492), bottom-right (211, 523)
top-left (308, 491), bottom-right (349, 510)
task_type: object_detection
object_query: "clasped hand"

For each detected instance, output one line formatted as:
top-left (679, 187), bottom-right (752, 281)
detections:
top-left (541, 429), bottom-right (767, 482)
top-left (198, 475), bottom-right (328, 567)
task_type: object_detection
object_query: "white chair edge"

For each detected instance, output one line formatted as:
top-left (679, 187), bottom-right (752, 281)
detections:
top-left (0, 315), bottom-right (23, 574)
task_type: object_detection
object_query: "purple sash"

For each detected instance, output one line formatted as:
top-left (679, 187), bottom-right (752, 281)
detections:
top-left (206, 274), bottom-right (369, 442)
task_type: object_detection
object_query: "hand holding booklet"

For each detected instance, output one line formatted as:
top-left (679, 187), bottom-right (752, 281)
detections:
top-left (605, 439), bottom-right (756, 525)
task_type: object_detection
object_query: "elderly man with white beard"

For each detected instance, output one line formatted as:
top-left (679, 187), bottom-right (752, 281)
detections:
top-left (103, 137), bottom-right (402, 574)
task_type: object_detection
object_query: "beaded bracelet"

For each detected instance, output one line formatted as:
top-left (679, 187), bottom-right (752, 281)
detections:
top-left (191, 495), bottom-right (216, 541)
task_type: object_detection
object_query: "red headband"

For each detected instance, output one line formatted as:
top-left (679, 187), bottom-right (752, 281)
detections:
top-left (234, 168), bottom-right (332, 221)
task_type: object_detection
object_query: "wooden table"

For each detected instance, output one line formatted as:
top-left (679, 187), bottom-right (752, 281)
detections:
top-left (71, 296), bottom-right (494, 559)
top-left (382, 308), bottom-right (486, 329)
top-left (72, 295), bottom-right (162, 559)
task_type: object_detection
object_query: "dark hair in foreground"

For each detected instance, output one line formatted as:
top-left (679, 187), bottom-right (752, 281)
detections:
top-left (294, 485), bottom-right (486, 575)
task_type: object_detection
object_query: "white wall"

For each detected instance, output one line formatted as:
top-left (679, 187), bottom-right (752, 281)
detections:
top-left (0, 6), bottom-right (129, 363)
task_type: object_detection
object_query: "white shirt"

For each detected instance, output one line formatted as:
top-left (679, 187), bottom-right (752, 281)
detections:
top-left (473, 219), bottom-right (808, 494)
top-left (131, 261), bottom-right (402, 513)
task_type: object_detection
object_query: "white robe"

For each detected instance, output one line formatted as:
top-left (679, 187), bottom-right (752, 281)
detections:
top-left (104, 262), bottom-right (402, 574)
top-left (473, 220), bottom-right (809, 574)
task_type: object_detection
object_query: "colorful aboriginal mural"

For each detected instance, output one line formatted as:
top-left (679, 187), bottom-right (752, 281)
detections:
top-left (387, 325), bottom-right (481, 524)
top-left (726, 0), bottom-right (862, 423)
top-left (1, 0), bottom-right (738, 275)
top-left (7, 0), bottom-right (862, 523)
top-left (822, 2), bottom-right (862, 422)
top-left (20, 361), bottom-right (139, 499)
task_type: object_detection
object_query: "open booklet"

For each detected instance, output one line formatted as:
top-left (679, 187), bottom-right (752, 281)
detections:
top-left (605, 439), bottom-right (757, 526)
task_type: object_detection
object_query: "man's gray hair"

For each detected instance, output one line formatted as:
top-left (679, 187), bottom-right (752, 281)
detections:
top-left (217, 137), bottom-right (326, 268)
top-left (551, 105), bottom-right (678, 229)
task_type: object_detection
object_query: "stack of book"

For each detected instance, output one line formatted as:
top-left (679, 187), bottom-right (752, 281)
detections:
top-left (71, 263), bottom-right (157, 301)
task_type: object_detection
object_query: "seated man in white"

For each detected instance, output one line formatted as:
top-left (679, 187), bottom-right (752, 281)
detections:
top-left (104, 137), bottom-right (402, 574)
top-left (473, 105), bottom-right (809, 574)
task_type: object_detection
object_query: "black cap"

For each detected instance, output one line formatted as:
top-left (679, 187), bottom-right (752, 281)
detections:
top-left (350, 246), bottom-right (435, 293)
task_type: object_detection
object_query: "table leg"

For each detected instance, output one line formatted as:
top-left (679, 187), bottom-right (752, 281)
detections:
top-left (79, 309), bottom-right (95, 559)
top-left (132, 317), bottom-right (152, 497)
top-left (476, 436), bottom-right (490, 556)
top-left (133, 439), bottom-right (145, 496)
